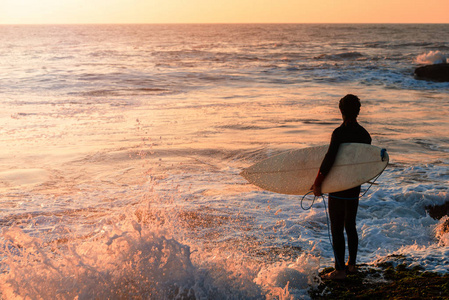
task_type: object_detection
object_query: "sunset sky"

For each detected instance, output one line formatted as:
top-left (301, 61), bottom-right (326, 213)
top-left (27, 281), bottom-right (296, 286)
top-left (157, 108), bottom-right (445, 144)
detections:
top-left (1, 0), bottom-right (448, 24)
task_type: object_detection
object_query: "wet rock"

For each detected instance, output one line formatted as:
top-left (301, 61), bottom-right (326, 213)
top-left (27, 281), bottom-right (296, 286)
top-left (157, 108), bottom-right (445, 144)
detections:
top-left (414, 63), bottom-right (449, 82)
top-left (311, 263), bottom-right (449, 299)
top-left (425, 201), bottom-right (449, 220)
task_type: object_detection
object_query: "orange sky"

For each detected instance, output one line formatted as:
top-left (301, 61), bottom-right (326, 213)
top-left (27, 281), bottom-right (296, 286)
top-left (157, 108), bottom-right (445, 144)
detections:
top-left (1, 0), bottom-right (448, 24)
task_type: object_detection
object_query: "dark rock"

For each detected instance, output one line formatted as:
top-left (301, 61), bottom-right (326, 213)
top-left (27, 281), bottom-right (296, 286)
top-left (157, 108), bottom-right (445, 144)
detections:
top-left (425, 201), bottom-right (449, 220)
top-left (311, 263), bottom-right (449, 300)
top-left (414, 63), bottom-right (449, 82)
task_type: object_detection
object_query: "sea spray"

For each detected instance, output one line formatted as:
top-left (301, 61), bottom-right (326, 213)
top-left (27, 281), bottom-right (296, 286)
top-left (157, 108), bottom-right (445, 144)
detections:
top-left (0, 210), bottom-right (197, 299)
top-left (0, 190), bottom-right (319, 299)
top-left (435, 216), bottom-right (449, 247)
top-left (254, 253), bottom-right (321, 299)
top-left (415, 50), bottom-right (448, 64)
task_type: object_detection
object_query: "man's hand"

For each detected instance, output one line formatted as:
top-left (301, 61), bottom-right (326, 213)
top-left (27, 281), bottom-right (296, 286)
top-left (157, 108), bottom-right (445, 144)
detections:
top-left (311, 184), bottom-right (322, 197)
top-left (312, 172), bottom-right (325, 197)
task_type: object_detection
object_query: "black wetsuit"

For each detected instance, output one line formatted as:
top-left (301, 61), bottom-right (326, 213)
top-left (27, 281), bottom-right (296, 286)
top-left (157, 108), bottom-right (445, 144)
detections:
top-left (319, 121), bottom-right (371, 270)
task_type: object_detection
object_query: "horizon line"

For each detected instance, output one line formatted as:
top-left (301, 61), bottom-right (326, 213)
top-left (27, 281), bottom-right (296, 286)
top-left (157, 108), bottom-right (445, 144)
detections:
top-left (1, 22), bottom-right (449, 26)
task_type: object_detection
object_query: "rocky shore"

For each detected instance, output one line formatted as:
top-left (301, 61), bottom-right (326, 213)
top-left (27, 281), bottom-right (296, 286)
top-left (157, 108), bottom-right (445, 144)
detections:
top-left (310, 201), bottom-right (449, 299)
top-left (310, 261), bottom-right (449, 299)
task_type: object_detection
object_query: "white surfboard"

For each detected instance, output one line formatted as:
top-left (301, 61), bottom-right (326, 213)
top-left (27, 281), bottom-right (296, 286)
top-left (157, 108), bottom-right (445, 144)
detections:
top-left (240, 143), bottom-right (388, 195)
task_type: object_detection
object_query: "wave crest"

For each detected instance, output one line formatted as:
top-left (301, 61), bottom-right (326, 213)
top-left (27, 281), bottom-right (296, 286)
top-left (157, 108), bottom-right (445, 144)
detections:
top-left (416, 51), bottom-right (448, 65)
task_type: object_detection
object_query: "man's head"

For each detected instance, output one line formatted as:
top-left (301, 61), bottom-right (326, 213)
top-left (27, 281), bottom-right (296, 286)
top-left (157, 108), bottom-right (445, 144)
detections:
top-left (339, 94), bottom-right (361, 120)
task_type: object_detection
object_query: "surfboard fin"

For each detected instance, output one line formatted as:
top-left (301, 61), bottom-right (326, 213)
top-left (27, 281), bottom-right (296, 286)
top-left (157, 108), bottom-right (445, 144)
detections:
top-left (381, 148), bottom-right (387, 162)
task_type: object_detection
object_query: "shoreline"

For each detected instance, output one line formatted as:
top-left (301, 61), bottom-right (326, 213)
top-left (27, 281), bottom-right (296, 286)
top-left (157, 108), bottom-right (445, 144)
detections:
top-left (311, 262), bottom-right (449, 299)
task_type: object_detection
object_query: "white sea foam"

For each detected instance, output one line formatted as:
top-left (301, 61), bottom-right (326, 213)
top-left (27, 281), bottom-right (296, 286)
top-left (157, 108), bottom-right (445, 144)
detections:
top-left (416, 50), bottom-right (448, 64)
top-left (254, 253), bottom-right (320, 299)
top-left (0, 220), bottom-right (198, 299)
top-left (0, 193), bottom-right (319, 299)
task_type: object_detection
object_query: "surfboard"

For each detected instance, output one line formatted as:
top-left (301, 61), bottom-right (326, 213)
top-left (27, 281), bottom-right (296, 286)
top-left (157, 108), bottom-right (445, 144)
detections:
top-left (240, 143), bottom-right (388, 195)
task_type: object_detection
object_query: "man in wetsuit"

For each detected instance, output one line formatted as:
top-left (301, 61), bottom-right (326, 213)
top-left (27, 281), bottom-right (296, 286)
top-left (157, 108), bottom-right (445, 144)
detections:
top-left (311, 94), bottom-right (371, 280)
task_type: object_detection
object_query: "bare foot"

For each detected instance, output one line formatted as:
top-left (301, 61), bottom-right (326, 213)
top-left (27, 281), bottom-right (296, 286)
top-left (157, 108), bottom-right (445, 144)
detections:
top-left (346, 265), bottom-right (357, 274)
top-left (321, 269), bottom-right (346, 280)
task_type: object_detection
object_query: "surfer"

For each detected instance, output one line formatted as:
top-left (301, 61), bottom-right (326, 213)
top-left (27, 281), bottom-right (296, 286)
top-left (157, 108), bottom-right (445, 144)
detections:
top-left (311, 94), bottom-right (371, 280)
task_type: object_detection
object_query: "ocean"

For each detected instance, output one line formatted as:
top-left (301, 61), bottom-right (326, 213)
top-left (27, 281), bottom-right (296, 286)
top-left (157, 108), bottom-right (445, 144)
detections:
top-left (0, 24), bottom-right (448, 299)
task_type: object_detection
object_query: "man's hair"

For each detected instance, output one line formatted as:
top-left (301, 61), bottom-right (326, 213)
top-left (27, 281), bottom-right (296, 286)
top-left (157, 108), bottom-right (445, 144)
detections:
top-left (339, 94), bottom-right (361, 119)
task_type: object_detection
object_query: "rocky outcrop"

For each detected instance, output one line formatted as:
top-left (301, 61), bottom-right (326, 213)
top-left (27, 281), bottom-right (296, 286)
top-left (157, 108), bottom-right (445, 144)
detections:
top-left (414, 63), bottom-right (449, 82)
top-left (425, 201), bottom-right (449, 220)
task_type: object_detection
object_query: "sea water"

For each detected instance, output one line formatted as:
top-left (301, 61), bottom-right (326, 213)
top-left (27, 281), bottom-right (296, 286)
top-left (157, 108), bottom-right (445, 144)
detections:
top-left (0, 24), bottom-right (448, 299)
